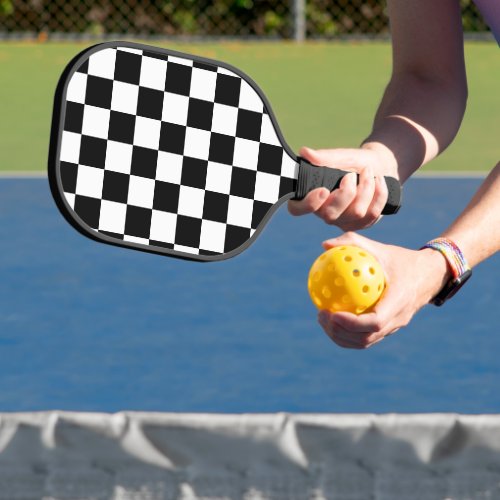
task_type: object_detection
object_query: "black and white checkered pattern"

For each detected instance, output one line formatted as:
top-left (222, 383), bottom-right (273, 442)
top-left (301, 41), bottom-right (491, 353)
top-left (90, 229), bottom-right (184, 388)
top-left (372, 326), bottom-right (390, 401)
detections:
top-left (58, 45), bottom-right (298, 257)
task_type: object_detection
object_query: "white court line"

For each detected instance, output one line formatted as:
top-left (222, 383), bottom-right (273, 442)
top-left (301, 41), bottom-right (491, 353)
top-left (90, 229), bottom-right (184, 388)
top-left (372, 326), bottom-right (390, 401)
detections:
top-left (0, 171), bottom-right (47, 178)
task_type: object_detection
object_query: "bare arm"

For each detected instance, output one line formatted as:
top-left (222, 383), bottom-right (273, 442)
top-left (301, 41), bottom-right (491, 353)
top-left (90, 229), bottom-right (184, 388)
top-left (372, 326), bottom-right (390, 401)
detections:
top-left (363, 0), bottom-right (468, 181)
top-left (289, 0), bottom-right (468, 226)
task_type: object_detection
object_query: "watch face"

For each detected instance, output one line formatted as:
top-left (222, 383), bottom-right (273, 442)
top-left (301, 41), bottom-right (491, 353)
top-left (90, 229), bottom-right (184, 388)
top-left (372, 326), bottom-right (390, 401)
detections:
top-left (432, 269), bottom-right (472, 306)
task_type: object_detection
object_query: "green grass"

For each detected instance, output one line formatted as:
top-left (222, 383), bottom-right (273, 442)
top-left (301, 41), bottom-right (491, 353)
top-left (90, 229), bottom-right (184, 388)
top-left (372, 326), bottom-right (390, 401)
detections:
top-left (0, 41), bottom-right (497, 172)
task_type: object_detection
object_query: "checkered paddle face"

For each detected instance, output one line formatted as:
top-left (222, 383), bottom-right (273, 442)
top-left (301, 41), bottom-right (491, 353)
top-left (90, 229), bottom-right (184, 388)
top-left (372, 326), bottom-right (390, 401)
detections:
top-left (55, 43), bottom-right (299, 260)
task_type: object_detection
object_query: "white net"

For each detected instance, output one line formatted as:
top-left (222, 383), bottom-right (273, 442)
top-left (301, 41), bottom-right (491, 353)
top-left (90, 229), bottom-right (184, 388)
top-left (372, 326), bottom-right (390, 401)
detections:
top-left (0, 412), bottom-right (500, 499)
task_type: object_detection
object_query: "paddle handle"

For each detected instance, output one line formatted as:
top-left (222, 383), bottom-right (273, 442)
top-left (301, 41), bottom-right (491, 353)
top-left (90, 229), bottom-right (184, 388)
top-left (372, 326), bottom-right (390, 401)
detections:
top-left (294, 157), bottom-right (402, 215)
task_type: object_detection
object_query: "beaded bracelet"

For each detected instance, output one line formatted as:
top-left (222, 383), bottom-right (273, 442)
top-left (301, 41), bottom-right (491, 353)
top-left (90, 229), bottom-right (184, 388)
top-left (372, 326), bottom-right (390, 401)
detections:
top-left (420, 237), bottom-right (472, 306)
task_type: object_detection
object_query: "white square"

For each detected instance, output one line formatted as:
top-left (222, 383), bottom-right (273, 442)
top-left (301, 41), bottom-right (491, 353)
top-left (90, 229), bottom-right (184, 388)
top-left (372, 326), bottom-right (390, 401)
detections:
top-left (254, 171), bottom-right (281, 204)
top-left (124, 235), bottom-right (149, 245)
top-left (173, 244), bottom-right (199, 255)
top-left (190, 67), bottom-right (217, 102)
top-left (205, 161), bottom-right (232, 195)
top-left (227, 195), bottom-right (253, 228)
top-left (64, 192), bottom-right (75, 208)
top-left (260, 114), bottom-right (280, 146)
top-left (178, 185), bottom-right (205, 218)
top-left (140, 56), bottom-right (168, 91)
top-left (66, 72), bottom-right (88, 104)
top-left (281, 153), bottom-right (298, 180)
top-left (119, 47), bottom-right (142, 55)
top-left (111, 81), bottom-right (139, 115)
top-left (168, 56), bottom-right (193, 67)
top-left (127, 175), bottom-right (156, 209)
top-left (212, 103), bottom-right (238, 136)
top-left (75, 165), bottom-right (104, 199)
top-left (60, 131), bottom-right (81, 164)
top-left (156, 151), bottom-right (183, 184)
top-left (82, 105), bottom-right (110, 139)
top-left (184, 128), bottom-right (211, 161)
top-left (98, 200), bottom-right (127, 234)
top-left (239, 80), bottom-right (264, 113)
top-left (88, 48), bottom-right (116, 79)
top-left (133, 116), bottom-right (161, 150)
top-left (217, 66), bottom-right (236, 77)
top-left (162, 92), bottom-right (189, 126)
top-left (233, 138), bottom-right (259, 171)
top-left (150, 210), bottom-right (177, 244)
top-left (105, 141), bottom-right (133, 174)
top-left (199, 220), bottom-right (226, 254)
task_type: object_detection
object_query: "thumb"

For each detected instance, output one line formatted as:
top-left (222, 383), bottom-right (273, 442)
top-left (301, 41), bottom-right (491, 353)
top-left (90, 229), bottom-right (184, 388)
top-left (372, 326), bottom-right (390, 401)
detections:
top-left (299, 147), bottom-right (363, 170)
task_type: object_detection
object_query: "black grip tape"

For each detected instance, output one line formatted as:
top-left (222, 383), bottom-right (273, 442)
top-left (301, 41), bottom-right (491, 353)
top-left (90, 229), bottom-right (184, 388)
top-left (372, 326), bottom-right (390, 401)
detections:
top-left (294, 158), bottom-right (402, 215)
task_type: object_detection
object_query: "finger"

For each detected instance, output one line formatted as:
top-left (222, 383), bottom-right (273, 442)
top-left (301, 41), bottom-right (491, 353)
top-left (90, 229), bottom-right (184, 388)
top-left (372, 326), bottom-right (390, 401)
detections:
top-left (363, 174), bottom-right (389, 224)
top-left (343, 165), bottom-right (376, 221)
top-left (319, 311), bottom-right (371, 349)
top-left (315, 172), bottom-right (357, 224)
top-left (322, 231), bottom-right (370, 251)
top-left (288, 188), bottom-right (330, 216)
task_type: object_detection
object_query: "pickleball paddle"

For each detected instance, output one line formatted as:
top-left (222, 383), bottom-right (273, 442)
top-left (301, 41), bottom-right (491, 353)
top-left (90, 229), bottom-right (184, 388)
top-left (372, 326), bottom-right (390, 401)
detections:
top-left (48, 41), bottom-right (402, 262)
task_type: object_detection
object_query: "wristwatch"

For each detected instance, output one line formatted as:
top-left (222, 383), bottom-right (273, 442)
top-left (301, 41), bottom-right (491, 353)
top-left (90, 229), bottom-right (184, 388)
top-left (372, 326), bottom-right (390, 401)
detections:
top-left (421, 238), bottom-right (472, 306)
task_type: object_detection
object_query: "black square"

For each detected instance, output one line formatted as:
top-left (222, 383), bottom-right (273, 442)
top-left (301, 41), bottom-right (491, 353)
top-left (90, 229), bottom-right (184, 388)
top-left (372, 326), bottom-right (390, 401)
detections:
top-left (100, 230), bottom-right (124, 240)
top-left (202, 191), bottom-right (229, 223)
top-left (214, 74), bottom-right (241, 107)
top-left (180, 157), bottom-right (208, 189)
top-left (137, 87), bottom-right (164, 120)
top-left (279, 176), bottom-right (295, 198)
top-left (124, 206), bottom-right (152, 239)
top-left (187, 99), bottom-right (214, 131)
top-left (193, 61), bottom-right (217, 72)
top-left (159, 122), bottom-right (186, 154)
top-left (257, 143), bottom-right (283, 175)
top-left (149, 240), bottom-right (174, 250)
top-left (131, 146), bottom-right (158, 179)
top-left (175, 215), bottom-right (202, 248)
top-left (251, 200), bottom-right (272, 229)
top-left (79, 136), bottom-right (107, 169)
top-left (85, 76), bottom-right (113, 109)
top-left (229, 167), bottom-right (256, 199)
top-left (224, 224), bottom-right (251, 253)
top-left (165, 63), bottom-right (192, 96)
top-left (76, 60), bottom-right (89, 74)
top-left (208, 133), bottom-right (235, 165)
top-left (236, 109), bottom-right (262, 141)
top-left (102, 171), bottom-right (130, 203)
top-left (153, 181), bottom-right (180, 213)
top-left (114, 50), bottom-right (142, 85)
top-left (60, 161), bottom-right (79, 193)
top-left (74, 195), bottom-right (101, 229)
top-left (108, 111), bottom-right (136, 144)
top-left (64, 102), bottom-right (84, 133)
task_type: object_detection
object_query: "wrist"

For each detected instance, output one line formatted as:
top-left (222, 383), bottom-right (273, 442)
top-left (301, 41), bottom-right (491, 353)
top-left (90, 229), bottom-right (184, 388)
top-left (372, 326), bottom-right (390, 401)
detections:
top-left (360, 141), bottom-right (399, 178)
top-left (417, 248), bottom-right (453, 304)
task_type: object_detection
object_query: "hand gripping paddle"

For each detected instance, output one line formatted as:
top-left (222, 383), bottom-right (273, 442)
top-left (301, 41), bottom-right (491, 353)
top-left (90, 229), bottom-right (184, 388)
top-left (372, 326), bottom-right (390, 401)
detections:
top-left (49, 41), bottom-right (401, 262)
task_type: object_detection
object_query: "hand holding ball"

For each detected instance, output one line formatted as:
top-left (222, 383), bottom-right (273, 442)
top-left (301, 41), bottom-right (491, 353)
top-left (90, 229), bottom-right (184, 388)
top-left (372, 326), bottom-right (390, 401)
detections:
top-left (308, 245), bottom-right (385, 314)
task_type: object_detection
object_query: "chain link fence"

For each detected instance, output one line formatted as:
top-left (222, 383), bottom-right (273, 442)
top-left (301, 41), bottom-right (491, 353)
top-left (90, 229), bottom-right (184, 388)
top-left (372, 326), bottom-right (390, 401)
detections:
top-left (0, 0), bottom-right (490, 40)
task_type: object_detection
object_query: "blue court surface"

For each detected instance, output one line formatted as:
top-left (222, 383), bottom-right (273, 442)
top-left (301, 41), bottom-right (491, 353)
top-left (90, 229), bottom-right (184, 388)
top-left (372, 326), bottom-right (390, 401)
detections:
top-left (0, 176), bottom-right (498, 413)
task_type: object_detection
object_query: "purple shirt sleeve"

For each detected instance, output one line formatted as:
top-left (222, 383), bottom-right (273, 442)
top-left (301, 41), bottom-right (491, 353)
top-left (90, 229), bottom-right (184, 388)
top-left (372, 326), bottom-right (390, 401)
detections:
top-left (473, 0), bottom-right (500, 45)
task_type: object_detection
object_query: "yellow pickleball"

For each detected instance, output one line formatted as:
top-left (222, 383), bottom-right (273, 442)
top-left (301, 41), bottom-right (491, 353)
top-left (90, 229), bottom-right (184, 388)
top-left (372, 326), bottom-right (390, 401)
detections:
top-left (308, 245), bottom-right (385, 314)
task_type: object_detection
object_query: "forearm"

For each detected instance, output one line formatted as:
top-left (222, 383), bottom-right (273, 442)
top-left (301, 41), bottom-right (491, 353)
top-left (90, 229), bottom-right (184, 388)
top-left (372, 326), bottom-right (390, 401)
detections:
top-left (418, 162), bottom-right (500, 303)
top-left (441, 162), bottom-right (500, 267)
top-left (361, 0), bottom-right (467, 183)
top-left (362, 73), bottom-right (467, 183)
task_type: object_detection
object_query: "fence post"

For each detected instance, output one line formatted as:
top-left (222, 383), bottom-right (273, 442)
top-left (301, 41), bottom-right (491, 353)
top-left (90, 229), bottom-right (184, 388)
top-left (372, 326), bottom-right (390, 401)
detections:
top-left (292, 0), bottom-right (306, 42)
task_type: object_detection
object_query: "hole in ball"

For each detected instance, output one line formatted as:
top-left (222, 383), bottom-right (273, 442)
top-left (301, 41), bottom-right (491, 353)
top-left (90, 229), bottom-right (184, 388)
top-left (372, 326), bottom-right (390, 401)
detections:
top-left (362, 285), bottom-right (369, 293)
top-left (352, 269), bottom-right (360, 277)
